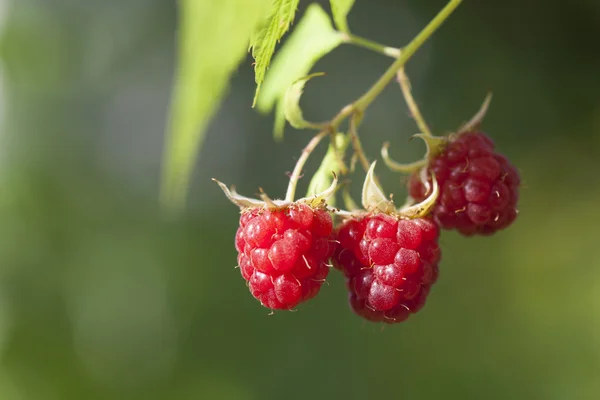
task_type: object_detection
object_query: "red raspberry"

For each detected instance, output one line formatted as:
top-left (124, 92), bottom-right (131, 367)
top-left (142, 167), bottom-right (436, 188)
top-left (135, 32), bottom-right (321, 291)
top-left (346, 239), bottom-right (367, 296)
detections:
top-left (409, 131), bottom-right (520, 236)
top-left (332, 214), bottom-right (441, 324)
top-left (236, 203), bottom-right (334, 310)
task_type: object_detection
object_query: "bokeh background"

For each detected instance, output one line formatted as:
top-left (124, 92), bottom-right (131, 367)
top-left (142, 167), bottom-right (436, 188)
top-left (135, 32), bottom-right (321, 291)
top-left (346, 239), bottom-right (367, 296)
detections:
top-left (0, 0), bottom-right (599, 399)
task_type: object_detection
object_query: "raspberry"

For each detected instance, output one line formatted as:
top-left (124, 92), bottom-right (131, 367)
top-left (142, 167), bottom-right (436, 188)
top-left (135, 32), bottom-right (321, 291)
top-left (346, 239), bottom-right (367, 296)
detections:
top-left (333, 214), bottom-right (441, 324)
top-left (409, 131), bottom-right (520, 236)
top-left (236, 203), bottom-right (334, 310)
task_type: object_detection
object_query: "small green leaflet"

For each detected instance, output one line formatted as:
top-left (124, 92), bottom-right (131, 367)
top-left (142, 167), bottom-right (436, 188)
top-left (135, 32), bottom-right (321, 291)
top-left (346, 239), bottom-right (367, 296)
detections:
top-left (256, 3), bottom-right (343, 140)
top-left (306, 133), bottom-right (349, 208)
top-left (249, 0), bottom-right (300, 107)
top-left (283, 72), bottom-right (325, 130)
top-left (160, 0), bottom-right (269, 213)
top-left (329, 0), bottom-right (355, 33)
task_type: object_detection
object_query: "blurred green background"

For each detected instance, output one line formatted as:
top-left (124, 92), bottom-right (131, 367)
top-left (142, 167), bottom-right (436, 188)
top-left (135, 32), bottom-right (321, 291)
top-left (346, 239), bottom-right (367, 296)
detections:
top-left (0, 0), bottom-right (599, 399)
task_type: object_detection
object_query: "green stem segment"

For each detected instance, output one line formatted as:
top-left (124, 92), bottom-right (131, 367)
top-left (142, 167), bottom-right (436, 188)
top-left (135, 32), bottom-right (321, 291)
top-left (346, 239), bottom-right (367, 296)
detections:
top-left (285, 129), bottom-right (329, 202)
top-left (397, 68), bottom-right (433, 137)
top-left (287, 0), bottom-right (462, 202)
top-left (349, 112), bottom-right (370, 173)
top-left (353, 0), bottom-right (463, 112)
top-left (343, 33), bottom-right (400, 58)
top-left (306, 133), bottom-right (349, 204)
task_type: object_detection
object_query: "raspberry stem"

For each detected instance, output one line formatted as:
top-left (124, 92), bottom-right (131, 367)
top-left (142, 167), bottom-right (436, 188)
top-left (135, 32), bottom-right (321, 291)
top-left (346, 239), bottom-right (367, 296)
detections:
top-left (352, 0), bottom-right (463, 113)
top-left (349, 112), bottom-right (370, 173)
top-left (341, 33), bottom-right (401, 58)
top-left (329, 130), bottom-right (348, 175)
top-left (286, 0), bottom-right (462, 203)
top-left (396, 68), bottom-right (433, 137)
top-left (285, 130), bottom-right (329, 202)
top-left (306, 133), bottom-right (349, 205)
top-left (349, 112), bottom-right (386, 194)
top-left (323, 1), bottom-right (462, 133)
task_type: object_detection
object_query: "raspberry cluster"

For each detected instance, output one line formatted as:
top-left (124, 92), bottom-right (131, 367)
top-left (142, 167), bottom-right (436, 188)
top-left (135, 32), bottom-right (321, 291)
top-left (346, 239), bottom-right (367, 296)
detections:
top-left (218, 125), bottom-right (519, 325)
top-left (209, 0), bottom-right (522, 327)
top-left (409, 131), bottom-right (520, 236)
top-left (235, 203), bottom-right (334, 310)
top-left (333, 214), bottom-right (440, 323)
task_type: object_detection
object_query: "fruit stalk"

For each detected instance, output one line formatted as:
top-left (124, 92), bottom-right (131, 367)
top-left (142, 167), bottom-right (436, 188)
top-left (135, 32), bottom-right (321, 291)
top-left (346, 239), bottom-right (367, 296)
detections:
top-left (285, 129), bottom-right (329, 202)
top-left (353, 0), bottom-right (463, 113)
top-left (349, 112), bottom-right (370, 173)
top-left (396, 68), bottom-right (432, 137)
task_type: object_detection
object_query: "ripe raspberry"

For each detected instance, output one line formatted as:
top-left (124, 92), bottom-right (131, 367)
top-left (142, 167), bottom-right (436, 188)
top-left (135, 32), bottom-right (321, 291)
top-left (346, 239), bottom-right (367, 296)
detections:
top-left (236, 203), bottom-right (334, 310)
top-left (409, 131), bottom-right (520, 236)
top-left (333, 214), bottom-right (441, 324)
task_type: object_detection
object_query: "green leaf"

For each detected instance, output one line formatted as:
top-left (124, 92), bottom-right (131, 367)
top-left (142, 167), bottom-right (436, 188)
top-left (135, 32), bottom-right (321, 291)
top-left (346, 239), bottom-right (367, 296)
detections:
top-left (256, 3), bottom-right (343, 140)
top-left (306, 133), bottom-right (349, 207)
top-left (160, 0), bottom-right (269, 214)
top-left (329, 0), bottom-right (355, 33)
top-left (283, 72), bottom-right (325, 130)
top-left (249, 0), bottom-right (301, 106)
